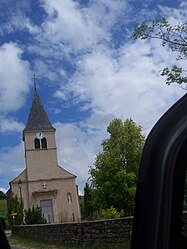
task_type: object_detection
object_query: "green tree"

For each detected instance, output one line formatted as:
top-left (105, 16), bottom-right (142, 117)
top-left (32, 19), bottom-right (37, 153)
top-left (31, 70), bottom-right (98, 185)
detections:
top-left (90, 118), bottom-right (145, 216)
top-left (25, 206), bottom-right (46, 224)
top-left (83, 182), bottom-right (95, 219)
top-left (134, 18), bottom-right (187, 85)
top-left (79, 195), bottom-right (84, 218)
top-left (7, 193), bottom-right (22, 226)
top-left (0, 191), bottom-right (6, 199)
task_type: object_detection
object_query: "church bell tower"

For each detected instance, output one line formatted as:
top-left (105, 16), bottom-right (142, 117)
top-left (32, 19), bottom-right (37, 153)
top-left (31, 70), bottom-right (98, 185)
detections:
top-left (23, 85), bottom-right (57, 181)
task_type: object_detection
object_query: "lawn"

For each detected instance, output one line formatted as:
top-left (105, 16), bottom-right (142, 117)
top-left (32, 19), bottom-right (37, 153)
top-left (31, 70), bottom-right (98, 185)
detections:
top-left (9, 235), bottom-right (131, 249)
top-left (0, 198), bottom-right (7, 219)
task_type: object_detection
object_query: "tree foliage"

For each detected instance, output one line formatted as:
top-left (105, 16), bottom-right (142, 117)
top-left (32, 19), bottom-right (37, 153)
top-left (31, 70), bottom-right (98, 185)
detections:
top-left (7, 192), bottom-right (46, 226)
top-left (134, 18), bottom-right (187, 85)
top-left (100, 206), bottom-right (124, 219)
top-left (25, 206), bottom-right (46, 224)
top-left (0, 191), bottom-right (6, 199)
top-left (90, 118), bottom-right (145, 216)
top-left (83, 182), bottom-right (94, 219)
top-left (7, 193), bottom-right (22, 226)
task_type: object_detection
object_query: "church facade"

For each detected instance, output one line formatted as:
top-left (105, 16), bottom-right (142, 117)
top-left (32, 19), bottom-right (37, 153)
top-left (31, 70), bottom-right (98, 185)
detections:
top-left (9, 86), bottom-right (81, 223)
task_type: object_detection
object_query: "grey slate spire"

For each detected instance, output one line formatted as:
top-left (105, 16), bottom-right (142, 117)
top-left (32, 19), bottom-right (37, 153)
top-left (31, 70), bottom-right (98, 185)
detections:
top-left (23, 86), bottom-right (55, 133)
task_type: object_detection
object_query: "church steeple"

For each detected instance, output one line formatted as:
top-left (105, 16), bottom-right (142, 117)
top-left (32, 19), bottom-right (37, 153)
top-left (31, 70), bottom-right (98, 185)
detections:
top-left (23, 86), bottom-right (55, 136)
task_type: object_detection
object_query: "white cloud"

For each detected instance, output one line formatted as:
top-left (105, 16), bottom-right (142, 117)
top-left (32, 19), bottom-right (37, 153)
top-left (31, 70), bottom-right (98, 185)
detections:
top-left (0, 115), bottom-right (24, 133)
top-left (27, 0), bottom-right (131, 57)
top-left (158, 1), bottom-right (187, 24)
top-left (55, 121), bottom-right (106, 194)
top-left (39, 0), bottom-right (108, 52)
top-left (0, 1), bottom-right (32, 35)
top-left (0, 43), bottom-right (30, 112)
top-left (83, 113), bottom-right (115, 131)
top-left (0, 143), bottom-right (25, 174)
top-left (54, 90), bottom-right (68, 101)
top-left (32, 59), bottom-right (58, 82)
top-left (65, 39), bottom-right (184, 134)
top-left (0, 187), bottom-right (7, 194)
top-left (9, 14), bottom-right (39, 35)
top-left (85, 0), bottom-right (131, 31)
top-left (0, 143), bottom-right (25, 190)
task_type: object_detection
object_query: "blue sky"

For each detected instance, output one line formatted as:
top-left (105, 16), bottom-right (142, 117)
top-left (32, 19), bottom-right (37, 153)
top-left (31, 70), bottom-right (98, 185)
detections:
top-left (0, 0), bottom-right (186, 194)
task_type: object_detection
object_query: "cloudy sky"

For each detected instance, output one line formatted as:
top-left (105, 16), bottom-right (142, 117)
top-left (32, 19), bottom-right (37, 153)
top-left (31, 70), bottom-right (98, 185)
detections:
top-left (0, 0), bottom-right (186, 194)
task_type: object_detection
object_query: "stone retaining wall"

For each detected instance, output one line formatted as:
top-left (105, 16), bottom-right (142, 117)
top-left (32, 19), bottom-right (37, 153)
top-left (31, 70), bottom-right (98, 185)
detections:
top-left (12, 217), bottom-right (133, 245)
top-left (12, 212), bottom-right (187, 246)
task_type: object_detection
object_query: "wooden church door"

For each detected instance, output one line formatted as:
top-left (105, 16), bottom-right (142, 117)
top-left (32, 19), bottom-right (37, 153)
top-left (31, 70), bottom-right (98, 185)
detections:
top-left (40, 199), bottom-right (54, 223)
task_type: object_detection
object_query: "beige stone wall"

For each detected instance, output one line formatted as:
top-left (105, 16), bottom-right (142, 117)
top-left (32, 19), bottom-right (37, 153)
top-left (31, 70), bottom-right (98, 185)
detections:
top-left (26, 149), bottom-right (59, 180)
top-left (25, 130), bottom-right (58, 181)
top-left (11, 175), bottom-right (81, 223)
top-left (27, 177), bottom-right (81, 222)
top-left (11, 170), bottom-right (30, 211)
top-left (54, 178), bottom-right (81, 222)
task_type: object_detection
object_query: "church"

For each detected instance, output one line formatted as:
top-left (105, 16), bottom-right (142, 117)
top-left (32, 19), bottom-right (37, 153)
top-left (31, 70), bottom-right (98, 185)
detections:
top-left (9, 85), bottom-right (81, 223)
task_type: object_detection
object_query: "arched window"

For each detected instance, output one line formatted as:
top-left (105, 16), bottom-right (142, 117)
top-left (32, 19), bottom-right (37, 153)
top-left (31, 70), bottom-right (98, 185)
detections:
top-left (41, 138), bottom-right (47, 149)
top-left (34, 138), bottom-right (40, 149)
top-left (67, 193), bottom-right (72, 204)
top-left (34, 137), bottom-right (47, 149)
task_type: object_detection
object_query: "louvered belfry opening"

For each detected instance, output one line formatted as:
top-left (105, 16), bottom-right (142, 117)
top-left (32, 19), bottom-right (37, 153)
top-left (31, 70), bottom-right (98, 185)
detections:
top-left (131, 93), bottom-right (187, 249)
top-left (34, 138), bottom-right (40, 149)
top-left (34, 137), bottom-right (47, 149)
top-left (41, 137), bottom-right (47, 148)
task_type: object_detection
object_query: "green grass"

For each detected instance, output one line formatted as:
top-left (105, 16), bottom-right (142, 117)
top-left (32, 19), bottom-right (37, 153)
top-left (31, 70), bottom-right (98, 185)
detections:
top-left (0, 198), bottom-right (9, 228)
top-left (0, 198), bottom-right (7, 220)
top-left (9, 235), bottom-right (131, 249)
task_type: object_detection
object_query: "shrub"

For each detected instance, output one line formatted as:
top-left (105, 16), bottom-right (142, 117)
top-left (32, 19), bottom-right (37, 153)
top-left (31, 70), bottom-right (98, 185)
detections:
top-left (7, 193), bottom-right (22, 226)
top-left (100, 206), bottom-right (124, 219)
top-left (25, 206), bottom-right (46, 224)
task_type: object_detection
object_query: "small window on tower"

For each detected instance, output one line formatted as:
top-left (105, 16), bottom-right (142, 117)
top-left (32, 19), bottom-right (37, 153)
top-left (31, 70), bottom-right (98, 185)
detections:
top-left (41, 138), bottom-right (47, 149)
top-left (34, 138), bottom-right (40, 149)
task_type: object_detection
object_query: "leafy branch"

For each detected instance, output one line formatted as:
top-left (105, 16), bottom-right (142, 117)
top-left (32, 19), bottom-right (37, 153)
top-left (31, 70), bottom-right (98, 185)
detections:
top-left (134, 18), bottom-right (187, 85)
